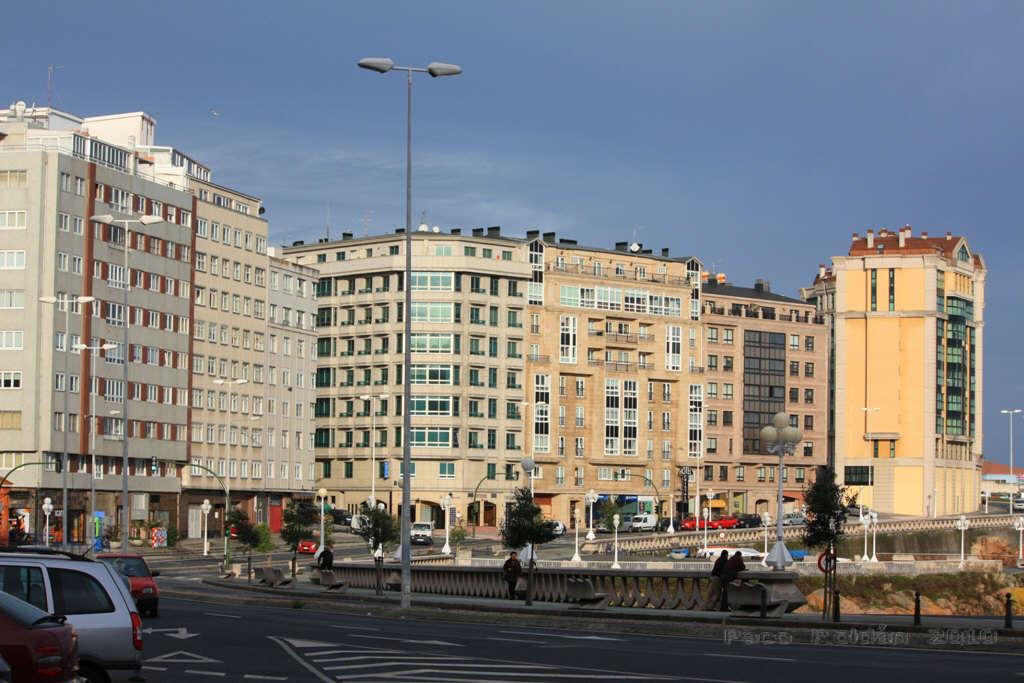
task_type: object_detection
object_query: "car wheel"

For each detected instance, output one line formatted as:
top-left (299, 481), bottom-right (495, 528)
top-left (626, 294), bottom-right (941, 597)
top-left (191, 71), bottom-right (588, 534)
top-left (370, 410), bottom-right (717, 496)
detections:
top-left (78, 662), bottom-right (110, 683)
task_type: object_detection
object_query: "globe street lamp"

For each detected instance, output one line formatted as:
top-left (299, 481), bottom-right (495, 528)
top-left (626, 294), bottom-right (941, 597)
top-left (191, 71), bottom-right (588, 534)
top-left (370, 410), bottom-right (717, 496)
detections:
top-left (441, 493), bottom-right (453, 555)
top-left (955, 514), bottom-right (970, 569)
top-left (42, 497), bottom-right (54, 547)
top-left (859, 507), bottom-right (870, 563)
top-left (571, 505), bottom-right (582, 563)
top-left (611, 513), bottom-right (621, 569)
top-left (759, 412), bottom-right (803, 570)
top-left (1014, 517), bottom-right (1024, 563)
top-left (520, 458), bottom-right (535, 498)
top-left (317, 487), bottom-right (329, 554)
top-left (869, 510), bottom-right (879, 562)
top-left (200, 499), bottom-right (212, 556)
top-left (585, 489), bottom-right (598, 541)
top-left (357, 56), bottom-right (462, 612)
top-left (702, 506), bottom-right (711, 551)
top-left (39, 293), bottom-right (96, 548)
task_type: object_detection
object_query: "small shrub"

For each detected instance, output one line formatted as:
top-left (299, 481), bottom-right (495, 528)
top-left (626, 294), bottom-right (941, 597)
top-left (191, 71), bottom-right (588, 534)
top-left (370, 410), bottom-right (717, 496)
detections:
top-left (253, 524), bottom-right (275, 552)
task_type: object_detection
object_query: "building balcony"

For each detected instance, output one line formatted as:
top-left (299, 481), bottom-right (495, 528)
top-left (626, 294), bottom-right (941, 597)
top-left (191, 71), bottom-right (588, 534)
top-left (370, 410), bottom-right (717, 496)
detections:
top-left (527, 354), bottom-right (550, 363)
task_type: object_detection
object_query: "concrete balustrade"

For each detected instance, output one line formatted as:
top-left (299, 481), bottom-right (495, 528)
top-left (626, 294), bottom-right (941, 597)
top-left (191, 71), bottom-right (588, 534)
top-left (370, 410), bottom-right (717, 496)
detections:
top-left (327, 563), bottom-right (806, 616)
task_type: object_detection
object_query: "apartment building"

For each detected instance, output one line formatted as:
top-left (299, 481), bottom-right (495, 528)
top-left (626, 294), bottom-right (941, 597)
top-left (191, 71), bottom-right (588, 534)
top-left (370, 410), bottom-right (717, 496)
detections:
top-left (283, 228), bottom-right (531, 529)
top-left (526, 232), bottom-right (704, 525)
top-left (700, 278), bottom-right (829, 515)
top-left (811, 227), bottom-right (985, 516)
top-left (0, 102), bottom-right (193, 541)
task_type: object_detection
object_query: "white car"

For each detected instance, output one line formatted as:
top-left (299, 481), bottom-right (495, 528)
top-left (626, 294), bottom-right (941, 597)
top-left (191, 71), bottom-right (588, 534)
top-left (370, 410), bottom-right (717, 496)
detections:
top-left (547, 520), bottom-right (566, 535)
top-left (629, 513), bottom-right (659, 533)
top-left (1013, 498), bottom-right (1024, 512)
top-left (697, 546), bottom-right (764, 561)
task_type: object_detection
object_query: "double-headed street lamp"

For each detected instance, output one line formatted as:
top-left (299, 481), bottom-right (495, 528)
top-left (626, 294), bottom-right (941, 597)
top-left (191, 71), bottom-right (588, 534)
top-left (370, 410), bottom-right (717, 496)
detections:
top-left (611, 513), bottom-right (621, 569)
top-left (761, 512), bottom-right (772, 565)
top-left (74, 341), bottom-right (116, 547)
top-left (571, 504), bottom-right (582, 563)
top-left (357, 55), bottom-right (462, 611)
top-left (760, 412), bottom-right (803, 570)
top-left (40, 293), bottom-right (95, 547)
top-left (90, 212), bottom-right (163, 550)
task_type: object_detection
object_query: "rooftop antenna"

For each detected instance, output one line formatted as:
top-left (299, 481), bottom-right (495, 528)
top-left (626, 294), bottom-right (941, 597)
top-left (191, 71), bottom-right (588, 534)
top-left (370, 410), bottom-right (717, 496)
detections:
top-left (325, 201), bottom-right (331, 242)
top-left (47, 65), bottom-right (64, 109)
top-left (361, 209), bottom-right (375, 236)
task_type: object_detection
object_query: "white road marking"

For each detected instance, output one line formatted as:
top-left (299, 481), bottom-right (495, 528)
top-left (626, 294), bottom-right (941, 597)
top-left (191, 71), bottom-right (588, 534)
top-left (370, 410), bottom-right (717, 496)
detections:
top-left (704, 653), bottom-right (796, 663)
top-left (488, 637), bottom-right (547, 645)
top-left (328, 624), bottom-right (380, 631)
top-left (146, 650), bottom-right (222, 664)
top-left (309, 649), bottom-right (399, 658)
top-left (347, 633), bottom-right (464, 647)
top-left (337, 668), bottom-right (648, 680)
top-left (498, 629), bottom-right (622, 641)
top-left (267, 635), bottom-right (335, 683)
top-left (142, 666), bottom-right (168, 672)
top-left (185, 671), bottom-right (226, 678)
top-left (204, 612), bottom-right (241, 619)
top-left (142, 626), bottom-right (200, 639)
top-left (243, 676), bottom-right (288, 681)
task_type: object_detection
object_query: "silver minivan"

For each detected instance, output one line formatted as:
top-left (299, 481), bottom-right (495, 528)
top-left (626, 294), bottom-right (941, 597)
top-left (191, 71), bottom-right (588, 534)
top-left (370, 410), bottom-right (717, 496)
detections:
top-left (0, 550), bottom-right (142, 683)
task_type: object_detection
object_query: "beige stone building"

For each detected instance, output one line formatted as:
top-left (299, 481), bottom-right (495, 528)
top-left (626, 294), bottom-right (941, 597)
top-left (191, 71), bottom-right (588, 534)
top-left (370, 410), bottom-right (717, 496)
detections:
top-left (283, 227), bottom-right (530, 529)
top-left (700, 278), bottom-right (829, 515)
top-left (524, 233), bottom-right (705, 525)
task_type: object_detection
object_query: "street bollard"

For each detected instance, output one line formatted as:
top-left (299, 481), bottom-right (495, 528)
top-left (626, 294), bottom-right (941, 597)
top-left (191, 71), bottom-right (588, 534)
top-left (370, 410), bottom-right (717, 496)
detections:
top-left (1006, 593), bottom-right (1014, 630)
top-left (832, 589), bottom-right (841, 623)
top-left (913, 591), bottom-right (921, 626)
top-left (759, 585), bottom-right (768, 619)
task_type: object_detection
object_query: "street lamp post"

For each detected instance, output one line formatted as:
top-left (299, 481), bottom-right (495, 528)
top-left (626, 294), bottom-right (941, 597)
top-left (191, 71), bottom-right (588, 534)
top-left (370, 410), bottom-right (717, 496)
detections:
top-left (759, 412), bottom-right (803, 570)
top-left (357, 56), bottom-right (462, 611)
top-left (40, 293), bottom-right (96, 548)
top-left (869, 511), bottom-right (879, 562)
top-left (521, 458), bottom-right (535, 498)
top-left (317, 487), bottom-right (328, 554)
top-left (42, 497), bottom-right (54, 547)
top-left (955, 514), bottom-right (970, 569)
top-left (213, 377), bottom-right (247, 561)
top-left (90, 213), bottom-right (163, 551)
top-left (983, 490), bottom-right (989, 514)
top-left (859, 507), bottom-right (870, 563)
top-left (359, 393), bottom-right (388, 506)
top-left (441, 493), bottom-right (452, 555)
top-left (1014, 517), bottom-right (1024, 563)
top-left (611, 513), bottom-right (621, 569)
top-left (702, 506), bottom-right (710, 551)
top-left (201, 499), bottom-right (212, 556)
top-left (1001, 409), bottom-right (1022, 496)
top-left (571, 505), bottom-right (582, 563)
top-left (74, 341), bottom-right (116, 548)
top-left (585, 489), bottom-right (598, 541)
top-left (761, 512), bottom-right (772, 565)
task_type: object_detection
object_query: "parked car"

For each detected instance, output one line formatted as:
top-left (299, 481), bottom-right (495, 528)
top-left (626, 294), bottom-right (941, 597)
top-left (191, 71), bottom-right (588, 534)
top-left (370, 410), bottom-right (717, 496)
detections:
top-left (329, 509), bottom-right (353, 526)
top-left (1013, 498), bottom-right (1024, 512)
top-left (0, 549), bottom-right (142, 683)
top-left (657, 517), bottom-right (682, 532)
top-left (782, 512), bottom-right (807, 527)
top-left (697, 546), bottom-right (764, 561)
top-left (709, 515), bottom-right (740, 529)
top-left (96, 554), bottom-right (160, 618)
top-left (350, 514), bottom-right (368, 532)
top-left (845, 504), bottom-right (870, 518)
top-left (547, 520), bottom-right (566, 536)
top-left (617, 514), bottom-right (636, 532)
top-left (0, 590), bottom-right (79, 683)
top-left (297, 539), bottom-right (318, 554)
top-left (679, 516), bottom-right (713, 530)
top-left (735, 514), bottom-right (764, 529)
top-left (410, 522), bottom-right (434, 546)
top-left (629, 513), bottom-right (659, 533)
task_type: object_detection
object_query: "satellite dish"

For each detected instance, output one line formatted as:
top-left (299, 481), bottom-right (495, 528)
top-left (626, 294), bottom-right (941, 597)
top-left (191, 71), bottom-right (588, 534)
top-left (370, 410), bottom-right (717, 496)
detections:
top-left (629, 242), bottom-right (641, 253)
top-left (432, 226), bottom-right (440, 233)
top-left (417, 223), bottom-right (429, 232)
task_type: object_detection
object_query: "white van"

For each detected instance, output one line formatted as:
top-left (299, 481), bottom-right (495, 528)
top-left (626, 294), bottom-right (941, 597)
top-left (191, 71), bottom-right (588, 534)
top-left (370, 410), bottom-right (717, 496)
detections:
top-left (629, 513), bottom-right (659, 532)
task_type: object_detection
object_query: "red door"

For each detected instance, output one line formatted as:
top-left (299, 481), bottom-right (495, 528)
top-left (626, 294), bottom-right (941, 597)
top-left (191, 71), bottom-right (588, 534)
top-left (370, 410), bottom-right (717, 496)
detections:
top-left (269, 502), bottom-right (283, 533)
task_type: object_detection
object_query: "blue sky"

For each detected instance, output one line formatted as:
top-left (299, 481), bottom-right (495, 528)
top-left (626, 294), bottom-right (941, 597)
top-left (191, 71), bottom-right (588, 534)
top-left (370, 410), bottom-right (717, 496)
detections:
top-left (4, 1), bottom-right (1023, 466)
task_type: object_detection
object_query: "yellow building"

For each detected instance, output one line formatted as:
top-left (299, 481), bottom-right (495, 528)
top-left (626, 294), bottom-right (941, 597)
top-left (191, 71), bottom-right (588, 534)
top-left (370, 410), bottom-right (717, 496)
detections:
top-left (807, 227), bottom-right (985, 516)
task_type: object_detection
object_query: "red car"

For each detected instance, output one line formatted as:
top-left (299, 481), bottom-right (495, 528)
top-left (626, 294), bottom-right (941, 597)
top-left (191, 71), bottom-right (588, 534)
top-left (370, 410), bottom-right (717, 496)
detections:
top-left (297, 539), bottom-right (318, 554)
top-left (709, 515), bottom-right (740, 529)
top-left (679, 517), bottom-right (713, 530)
top-left (97, 554), bottom-right (161, 618)
top-left (0, 590), bottom-right (79, 682)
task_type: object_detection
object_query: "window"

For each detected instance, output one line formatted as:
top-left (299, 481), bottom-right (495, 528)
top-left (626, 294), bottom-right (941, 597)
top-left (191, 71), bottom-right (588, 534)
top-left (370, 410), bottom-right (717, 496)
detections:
top-left (888, 268), bottom-right (895, 311)
top-left (0, 331), bottom-right (23, 349)
top-left (707, 437), bottom-right (718, 454)
top-left (665, 325), bottom-right (681, 371)
top-left (804, 389), bottom-right (814, 404)
top-left (559, 315), bottom-right (577, 363)
top-left (0, 371), bottom-right (22, 389)
top-left (0, 251), bottom-right (25, 269)
top-left (789, 334), bottom-right (799, 351)
top-left (804, 362), bottom-right (815, 377)
top-left (439, 462), bottom-right (455, 479)
top-left (0, 211), bottom-right (27, 229)
top-left (870, 269), bottom-right (877, 311)
top-left (0, 565), bottom-right (46, 610)
top-left (804, 415), bottom-right (814, 431)
top-left (844, 466), bottom-right (873, 485)
top-left (805, 336), bottom-right (815, 352)
top-left (723, 329), bottom-right (734, 345)
top-left (50, 569), bottom-right (115, 615)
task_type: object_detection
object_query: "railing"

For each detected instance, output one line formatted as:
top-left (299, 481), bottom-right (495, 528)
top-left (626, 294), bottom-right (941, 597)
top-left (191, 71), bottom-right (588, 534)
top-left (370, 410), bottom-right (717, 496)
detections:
top-left (546, 263), bottom-right (699, 288)
top-left (330, 561), bottom-right (804, 613)
top-left (527, 354), bottom-right (549, 363)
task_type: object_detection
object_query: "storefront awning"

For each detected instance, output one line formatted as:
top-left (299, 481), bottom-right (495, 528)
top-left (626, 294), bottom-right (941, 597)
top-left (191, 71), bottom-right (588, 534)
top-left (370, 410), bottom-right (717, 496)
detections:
top-left (707, 499), bottom-right (727, 509)
top-left (783, 491), bottom-right (805, 502)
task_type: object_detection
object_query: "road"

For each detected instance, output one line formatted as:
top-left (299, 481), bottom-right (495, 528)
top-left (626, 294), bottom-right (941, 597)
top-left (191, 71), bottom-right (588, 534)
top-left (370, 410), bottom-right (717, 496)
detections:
top-left (138, 597), bottom-right (1020, 682)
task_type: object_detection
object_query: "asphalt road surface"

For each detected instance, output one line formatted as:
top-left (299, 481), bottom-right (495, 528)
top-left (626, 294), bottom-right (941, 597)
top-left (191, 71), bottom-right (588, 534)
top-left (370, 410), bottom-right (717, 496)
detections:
top-left (137, 597), bottom-right (1020, 682)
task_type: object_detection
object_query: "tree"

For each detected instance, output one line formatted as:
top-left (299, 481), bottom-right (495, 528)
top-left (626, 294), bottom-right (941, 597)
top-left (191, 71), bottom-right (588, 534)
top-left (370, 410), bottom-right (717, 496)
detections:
top-left (499, 487), bottom-right (557, 605)
top-left (354, 504), bottom-right (399, 595)
top-left (802, 466), bottom-right (851, 621)
top-left (599, 498), bottom-right (620, 536)
top-left (280, 502), bottom-right (314, 576)
top-left (226, 508), bottom-right (260, 579)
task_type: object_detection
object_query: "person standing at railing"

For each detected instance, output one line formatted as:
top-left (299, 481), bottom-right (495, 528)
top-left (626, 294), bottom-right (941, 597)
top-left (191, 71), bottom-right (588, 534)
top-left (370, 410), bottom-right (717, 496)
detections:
top-left (720, 551), bottom-right (747, 611)
top-left (502, 552), bottom-right (522, 600)
top-left (701, 549), bottom-right (729, 610)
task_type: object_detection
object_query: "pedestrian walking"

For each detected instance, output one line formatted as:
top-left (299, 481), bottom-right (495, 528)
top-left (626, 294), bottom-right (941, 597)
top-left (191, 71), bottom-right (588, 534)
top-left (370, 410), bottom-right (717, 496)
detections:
top-left (702, 549), bottom-right (729, 610)
top-left (318, 541), bottom-right (334, 571)
top-left (502, 551), bottom-right (522, 600)
top-left (720, 550), bottom-right (747, 611)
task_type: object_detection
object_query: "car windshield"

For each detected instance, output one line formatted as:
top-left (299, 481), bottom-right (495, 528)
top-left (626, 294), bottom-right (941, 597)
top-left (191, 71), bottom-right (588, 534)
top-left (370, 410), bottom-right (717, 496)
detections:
top-left (0, 588), bottom-right (56, 628)
top-left (411, 524), bottom-right (431, 531)
top-left (101, 557), bottom-right (151, 578)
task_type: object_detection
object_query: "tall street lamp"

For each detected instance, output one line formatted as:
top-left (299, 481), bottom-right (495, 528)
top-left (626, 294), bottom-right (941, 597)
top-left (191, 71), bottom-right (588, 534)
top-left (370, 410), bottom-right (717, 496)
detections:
top-left (40, 293), bottom-right (95, 547)
top-left (317, 487), bottom-right (328, 554)
top-left (761, 511), bottom-right (772, 566)
top-left (571, 504), bottom-right (582, 563)
top-left (359, 393), bottom-right (388, 506)
top-left (859, 506), bottom-right (870, 563)
top-left (611, 513), bottom-right (621, 569)
top-left (759, 412), bottom-right (803, 570)
top-left (520, 458), bottom-right (536, 498)
top-left (74, 341), bottom-right (116, 547)
top-left (441, 493), bottom-right (453, 555)
top-left (357, 56), bottom-right (462, 610)
top-left (869, 510), bottom-right (879, 562)
top-left (213, 377), bottom-right (247, 563)
top-left (1001, 409), bottom-right (1022, 495)
top-left (584, 489), bottom-right (598, 541)
top-left (200, 499), bottom-right (212, 556)
top-left (1014, 516), bottom-right (1024, 564)
top-left (90, 212), bottom-right (163, 550)
top-left (955, 514), bottom-right (970, 569)
top-left (42, 497), bottom-right (54, 546)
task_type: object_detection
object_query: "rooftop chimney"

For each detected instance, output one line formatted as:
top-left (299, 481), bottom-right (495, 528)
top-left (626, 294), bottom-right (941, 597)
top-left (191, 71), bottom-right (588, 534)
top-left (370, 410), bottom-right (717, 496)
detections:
top-left (661, 247), bottom-right (670, 257)
top-left (945, 231), bottom-right (952, 240)
top-left (559, 238), bottom-right (577, 245)
top-left (818, 264), bottom-right (826, 279)
top-left (879, 228), bottom-right (889, 238)
top-left (920, 231), bottom-right (929, 239)
top-left (898, 225), bottom-right (910, 248)
top-left (852, 232), bottom-right (859, 242)
top-left (753, 278), bottom-right (770, 293)
top-left (866, 229), bottom-right (874, 249)
top-left (542, 231), bottom-right (556, 243)
top-left (485, 226), bottom-right (501, 237)
top-left (292, 240), bottom-right (305, 247)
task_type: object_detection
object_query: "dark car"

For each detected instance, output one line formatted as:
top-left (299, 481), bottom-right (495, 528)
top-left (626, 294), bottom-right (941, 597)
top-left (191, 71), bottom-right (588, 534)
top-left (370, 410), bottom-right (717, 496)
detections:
top-left (736, 514), bottom-right (764, 529)
top-left (0, 590), bottom-right (79, 683)
top-left (97, 554), bottom-right (161, 618)
top-left (329, 509), bottom-right (352, 526)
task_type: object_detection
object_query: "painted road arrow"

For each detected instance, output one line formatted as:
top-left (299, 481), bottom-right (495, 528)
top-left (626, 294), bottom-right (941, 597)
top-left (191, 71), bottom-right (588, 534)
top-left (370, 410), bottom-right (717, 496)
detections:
top-left (141, 627), bottom-right (201, 640)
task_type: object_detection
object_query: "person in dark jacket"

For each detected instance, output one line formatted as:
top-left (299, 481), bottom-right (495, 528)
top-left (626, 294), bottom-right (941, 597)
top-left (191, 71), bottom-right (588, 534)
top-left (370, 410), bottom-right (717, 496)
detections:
top-left (502, 552), bottom-right (522, 600)
top-left (702, 549), bottom-right (729, 610)
top-left (317, 542), bottom-right (334, 571)
top-left (720, 550), bottom-right (747, 611)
